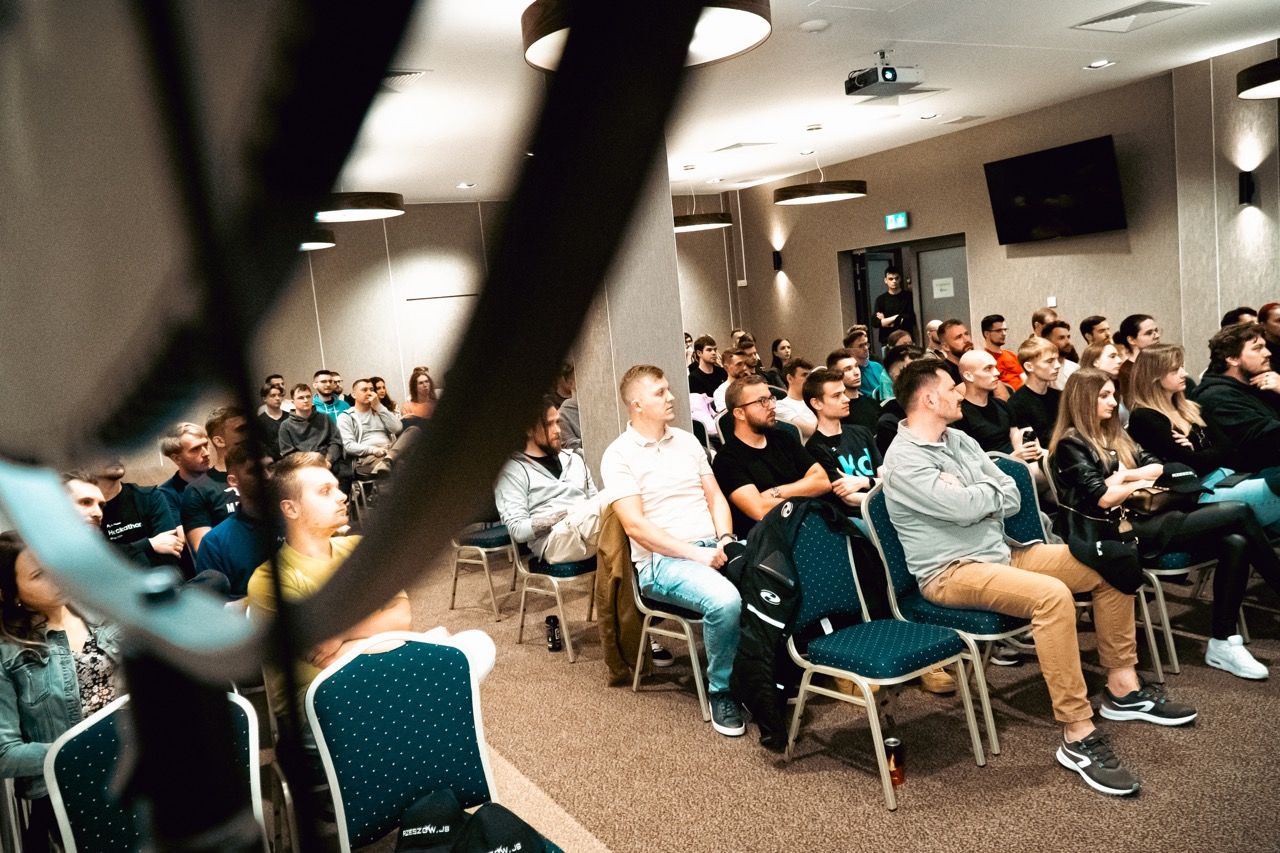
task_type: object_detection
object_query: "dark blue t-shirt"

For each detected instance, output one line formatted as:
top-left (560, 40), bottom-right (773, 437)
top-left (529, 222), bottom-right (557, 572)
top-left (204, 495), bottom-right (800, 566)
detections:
top-left (193, 512), bottom-right (282, 598)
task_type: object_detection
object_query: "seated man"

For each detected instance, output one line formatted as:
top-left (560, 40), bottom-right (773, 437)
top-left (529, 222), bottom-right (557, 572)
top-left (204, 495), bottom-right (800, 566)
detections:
top-left (843, 326), bottom-right (891, 400)
top-left (712, 346), bottom-right (753, 414)
top-left (601, 365), bottom-right (744, 737)
top-left (62, 470), bottom-right (106, 529)
top-left (1008, 335), bottom-right (1061, 448)
top-left (495, 395), bottom-right (605, 564)
top-left (874, 345), bottom-right (926, 455)
top-left (278, 384), bottom-right (342, 464)
top-left (195, 444), bottom-right (283, 604)
top-left (955, 350), bottom-right (1040, 463)
top-left (712, 375), bottom-right (830, 540)
top-left (687, 335), bottom-right (727, 397)
top-left (980, 313), bottom-right (1023, 391)
top-left (802, 368), bottom-right (880, 525)
top-left (827, 348), bottom-right (881, 431)
top-left (881, 359), bottom-right (1196, 796)
top-left (773, 358), bottom-right (817, 441)
top-left (337, 378), bottom-right (404, 477)
top-left (1191, 322), bottom-right (1280, 471)
top-left (247, 452), bottom-right (412, 711)
top-left (181, 406), bottom-right (248, 554)
top-left (156, 422), bottom-right (211, 516)
top-left (94, 460), bottom-right (184, 569)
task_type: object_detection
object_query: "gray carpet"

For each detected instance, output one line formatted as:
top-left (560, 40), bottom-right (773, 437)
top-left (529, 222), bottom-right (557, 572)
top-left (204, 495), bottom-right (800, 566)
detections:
top-left (410, 550), bottom-right (1280, 853)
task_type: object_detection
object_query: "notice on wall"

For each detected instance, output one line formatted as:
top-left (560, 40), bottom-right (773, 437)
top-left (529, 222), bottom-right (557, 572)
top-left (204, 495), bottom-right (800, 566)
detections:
top-left (932, 277), bottom-right (955, 299)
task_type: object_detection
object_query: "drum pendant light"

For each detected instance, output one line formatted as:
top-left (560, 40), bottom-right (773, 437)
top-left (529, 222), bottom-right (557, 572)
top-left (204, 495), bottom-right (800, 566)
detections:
top-left (315, 192), bottom-right (406, 223)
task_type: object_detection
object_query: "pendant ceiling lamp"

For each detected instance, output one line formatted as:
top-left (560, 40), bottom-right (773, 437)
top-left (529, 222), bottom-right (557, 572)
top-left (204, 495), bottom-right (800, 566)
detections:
top-left (773, 153), bottom-right (868, 206)
top-left (1237, 57), bottom-right (1280, 100)
top-left (299, 229), bottom-right (336, 251)
top-left (315, 192), bottom-right (405, 223)
top-left (522, 0), bottom-right (771, 72)
top-left (674, 187), bottom-right (733, 233)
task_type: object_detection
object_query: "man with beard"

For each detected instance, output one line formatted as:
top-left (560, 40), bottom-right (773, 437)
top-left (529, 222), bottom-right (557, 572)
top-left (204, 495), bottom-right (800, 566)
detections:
top-left (94, 460), bottom-right (184, 569)
top-left (1192, 322), bottom-right (1280, 470)
top-left (938, 319), bottom-right (974, 386)
top-left (711, 374), bottom-right (829, 540)
top-left (182, 406), bottom-right (248, 553)
top-left (712, 346), bottom-right (754, 414)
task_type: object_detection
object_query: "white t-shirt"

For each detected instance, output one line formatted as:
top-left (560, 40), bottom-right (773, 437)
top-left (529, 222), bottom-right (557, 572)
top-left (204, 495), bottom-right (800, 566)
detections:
top-left (712, 380), bottom-right (730, 415)
top-left (1052, 358), bottom-right (1080, 391)
top-left (774, 396), bottom-right (818, 441)
top-left (600, 424), bottom-right (716, 563)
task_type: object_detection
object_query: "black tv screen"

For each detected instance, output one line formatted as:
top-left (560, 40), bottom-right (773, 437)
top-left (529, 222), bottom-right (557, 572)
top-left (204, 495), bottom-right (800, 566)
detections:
top-left (983, 135), bottom-right (1127, 245)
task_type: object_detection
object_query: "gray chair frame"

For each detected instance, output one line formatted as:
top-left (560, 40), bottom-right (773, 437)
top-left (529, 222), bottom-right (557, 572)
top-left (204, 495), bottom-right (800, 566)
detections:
top-left (515, 551), bottom-right (596, 662)
top-left (628, 569), bottom-right (711, 722)
top-left (450, 525), bottom-right (518, 621)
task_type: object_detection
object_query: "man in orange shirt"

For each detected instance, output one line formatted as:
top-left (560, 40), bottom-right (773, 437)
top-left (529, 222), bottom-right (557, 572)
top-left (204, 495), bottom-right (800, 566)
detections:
top-left (981, 314), bottom-right (1023, 391)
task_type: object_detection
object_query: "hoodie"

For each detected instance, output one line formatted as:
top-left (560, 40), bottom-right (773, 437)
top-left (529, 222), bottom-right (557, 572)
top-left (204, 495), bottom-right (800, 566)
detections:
top-left (494, 449), bottom-right (596, 558)
top-left (277, 410), bottom-right (341, 464)
top-left (1189, 372), bottom-right (1280, 472)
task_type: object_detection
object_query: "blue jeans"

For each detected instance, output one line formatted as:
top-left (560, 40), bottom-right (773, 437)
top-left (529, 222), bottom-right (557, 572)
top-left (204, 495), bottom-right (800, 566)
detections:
top-left (1199, 467), bottom-right (1280, 531)
top-left (638, 539), bottom-right (741, 694)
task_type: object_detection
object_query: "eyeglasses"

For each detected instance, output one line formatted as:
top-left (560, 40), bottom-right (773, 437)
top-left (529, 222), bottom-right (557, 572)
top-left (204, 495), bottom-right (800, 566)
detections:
top-left (738, 395), bottom-right (776, 410)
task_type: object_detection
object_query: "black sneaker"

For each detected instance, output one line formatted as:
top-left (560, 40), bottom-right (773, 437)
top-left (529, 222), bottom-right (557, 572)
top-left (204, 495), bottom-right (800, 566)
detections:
top-left (1056, 731), bottom-right (1140, 796)
top-left (1099, 681), bottom-right (1198, 726)
top-left (650, 640), bottom-right (674, 668)
top-left (709, 691), bottom-right (745, 737)
top-left (989, 641), bottom-right (1022, 667)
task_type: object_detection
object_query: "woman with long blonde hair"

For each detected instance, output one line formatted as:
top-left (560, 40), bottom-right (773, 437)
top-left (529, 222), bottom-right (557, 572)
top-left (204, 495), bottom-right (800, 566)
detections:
top-left (1079, 340), bottom-right (1129, 427)
top-left (1051, 368), bottom-right (1280, 680)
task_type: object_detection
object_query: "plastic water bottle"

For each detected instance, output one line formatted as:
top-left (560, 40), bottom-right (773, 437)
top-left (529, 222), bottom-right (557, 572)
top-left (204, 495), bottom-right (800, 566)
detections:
top-left (545, 616), bottom-right (562, 652)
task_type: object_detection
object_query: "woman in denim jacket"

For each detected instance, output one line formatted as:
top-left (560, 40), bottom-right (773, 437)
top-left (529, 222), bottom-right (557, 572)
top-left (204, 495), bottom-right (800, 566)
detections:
top-left (0, 532), bottom-right (120, 851)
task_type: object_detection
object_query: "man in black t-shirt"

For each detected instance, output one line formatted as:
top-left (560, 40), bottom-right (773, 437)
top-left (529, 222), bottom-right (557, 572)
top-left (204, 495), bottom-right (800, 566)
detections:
top-left (182, 406), bottom-right (248, 554)
top-left (955, 351), bottom-right (1017, 453)
top-left (711, 375), bottom-right (830, 539)
top-left (872, 267), bottom-right (916, 349)
top-left (938, 319), bottom-right (973, 387)
top-left (688, 335), bottom-right (728, 397)
top-left (827, 348), bottom-right (881, 432)
top-left (802, 369), bottom-right (881, 521)
top-left (94, 461), bottom-right (184, 569)
top-left (1008, 336), bottom-right (1062, 447)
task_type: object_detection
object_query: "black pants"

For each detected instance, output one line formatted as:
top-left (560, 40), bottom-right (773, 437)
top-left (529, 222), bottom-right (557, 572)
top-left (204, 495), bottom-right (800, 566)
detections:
top-left (1147, 501), bottom-right (1280, 639)
top-left (21, 796), bottom-right (57, 852)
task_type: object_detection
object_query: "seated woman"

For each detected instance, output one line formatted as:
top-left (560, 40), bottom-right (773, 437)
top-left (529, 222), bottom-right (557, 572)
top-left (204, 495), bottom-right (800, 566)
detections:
top-left (399, 365), bottom-right (437, 421)
top-left (0, 532), bottom-right (120, 851)
top-left (1079, 340), bottom-right (1129, 426)
top-left (370, 375), bottom-right (397, 413)
top-left (1128, 344), bottom-right (1280, 531)
top-left (1050, 369), bottom-right (1279, 681)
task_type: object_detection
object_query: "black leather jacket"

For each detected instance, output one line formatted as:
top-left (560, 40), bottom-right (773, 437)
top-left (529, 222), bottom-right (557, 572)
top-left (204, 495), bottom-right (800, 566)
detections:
top-left (1053, 433), bottom-right (1161, 517)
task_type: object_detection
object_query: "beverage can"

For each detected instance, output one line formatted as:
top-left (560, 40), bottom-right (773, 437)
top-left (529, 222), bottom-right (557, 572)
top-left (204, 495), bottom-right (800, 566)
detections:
top-left (884, 737), bottom-right (904, 786)
top-left (546, 615), bottom-right (563, 652)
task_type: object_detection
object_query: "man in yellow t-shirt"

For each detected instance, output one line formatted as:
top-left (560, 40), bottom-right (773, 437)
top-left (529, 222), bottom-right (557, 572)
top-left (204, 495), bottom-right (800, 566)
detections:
top-left (248, 451), bottom-right (412, 711)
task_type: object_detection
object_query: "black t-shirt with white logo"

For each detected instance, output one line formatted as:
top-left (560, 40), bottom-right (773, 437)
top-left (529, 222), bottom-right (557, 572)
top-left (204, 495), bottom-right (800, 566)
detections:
top-left (181, 469), bottom-right (240, 534)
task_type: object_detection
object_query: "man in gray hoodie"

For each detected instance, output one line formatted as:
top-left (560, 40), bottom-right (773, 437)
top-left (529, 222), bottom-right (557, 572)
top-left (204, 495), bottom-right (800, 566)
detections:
top-left (495, 395), bottom-right (604, 564)
top-left (277, 384), bottom-right (341, 465)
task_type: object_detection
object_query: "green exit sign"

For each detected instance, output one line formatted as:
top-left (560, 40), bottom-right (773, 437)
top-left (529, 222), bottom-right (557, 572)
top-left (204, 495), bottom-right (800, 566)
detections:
top-left (885, 211), bottom-right (909, 231)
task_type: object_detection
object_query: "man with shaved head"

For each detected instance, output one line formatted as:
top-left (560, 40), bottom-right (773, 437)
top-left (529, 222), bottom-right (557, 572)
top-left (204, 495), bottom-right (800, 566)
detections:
top-left (954, 350), bottom-right (1040, 461)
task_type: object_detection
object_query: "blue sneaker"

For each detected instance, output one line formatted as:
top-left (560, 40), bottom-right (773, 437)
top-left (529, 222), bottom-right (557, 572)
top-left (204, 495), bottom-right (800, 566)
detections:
top-left (709, 691), bottom-right (745, 737)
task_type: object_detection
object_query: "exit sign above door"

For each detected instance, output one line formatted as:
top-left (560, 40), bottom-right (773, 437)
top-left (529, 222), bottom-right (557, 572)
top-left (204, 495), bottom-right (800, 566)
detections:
top-left (885, 211), bottom-right (909, 231)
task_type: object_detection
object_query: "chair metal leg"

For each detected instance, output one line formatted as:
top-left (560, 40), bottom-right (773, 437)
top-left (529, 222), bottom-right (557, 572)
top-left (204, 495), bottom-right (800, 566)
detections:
top-left (632, 614), bottom-right (653, 693)
top-left (1137, 586), bottom-right (1164, 682)
top-left (1149, 578), bottom-right (1180, 674)
top-left (965, 640), bottom-right (1000, 756)
top-left (449, 548), bottom-right (462, 610)
top-left (554, 580), bottom-right (577, 663)
top-left (516, 574), bottom-right (530, 646)
top-left (860, 680), bottom-right (897, 811)
top-left (481, 551), bottom-right (502, 621)
top-left (953, 657), bottom-right (985, 767)
top-left (585, 579), bottom-right (596, 622)
top-left (509, 544), bottom-right (519, 591)
top-left (784, 669), bottom-right (814, 759)
top-left (685, 621), bottom-right (711, 722)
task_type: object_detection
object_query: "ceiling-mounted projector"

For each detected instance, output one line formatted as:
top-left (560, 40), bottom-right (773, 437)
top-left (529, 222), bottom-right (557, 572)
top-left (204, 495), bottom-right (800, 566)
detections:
top-left (845, 64), bottom-right (925, 97)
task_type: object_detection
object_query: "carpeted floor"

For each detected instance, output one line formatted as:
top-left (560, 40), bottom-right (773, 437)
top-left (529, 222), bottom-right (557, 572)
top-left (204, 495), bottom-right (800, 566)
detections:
top-left (397, 548), bottom-right (1280, 853)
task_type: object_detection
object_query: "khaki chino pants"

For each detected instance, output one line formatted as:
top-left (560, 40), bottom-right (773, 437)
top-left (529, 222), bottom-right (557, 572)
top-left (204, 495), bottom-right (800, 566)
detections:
top-left (922, 544), bottom-right (1138, 723)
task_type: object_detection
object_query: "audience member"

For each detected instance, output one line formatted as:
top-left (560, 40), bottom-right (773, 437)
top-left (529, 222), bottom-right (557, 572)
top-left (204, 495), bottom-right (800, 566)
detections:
top-left (257, 381), bottom-right (287, 460)
top-left (882, 359), bottom-right (1195, 797)
top-left (61, 471), bottom-right (105, 528)
top-left (886, 328), bottom-right (913, 349)
top-left (774, 359), bottom-right (817, 441)
top-left (312, 370), bottom-right (351, 420)
top-left (1080, 315), bottom-right (1111, 346)
top-left (688, 335), bottom-right (728, 397)
top-left (843, 326), bottom-right (891, 399)
top-left (331, 372), bottom-right (354, 407)
top-left (1190, 322), bottom-right (1280, 471)
top-left (874, 345), bottom-right (925, 453)
top-left (1009, 336), bottom-right (1061, 447)
top-left (279, 384), bottom-right (342, 464)
top-left (93, 460), bottom-right (183, 569)
top-left (550, 363), bottom-right (576, 408)
top-left (827, 348), bottom-right (881, 431)
top-left (1051, 368), bottom-right (1279, 680)
top-left (924, 319), bottom-right (944, 358)
top-left (401, 366), bottom-right (438, 420)
top-left (803, 368), bottom-right (880, 522)
top-left (955, 351), bottom-right (1040, 461)
top-left (495, 396), bottom-right (605, 564)
top-left (1043, 320), bottom-right (1080, 389)
top-left (558, 393), bottom-right (583, 452)
top-left (248, 452), bottom-right (412, 711)
top-left (182, 406), bottom-right (247, 553)
top-left (873, 266), bottom-right (916, 348)
top-left (371, 376), bottom-right (397, 413)
top-left (1031, 307), bottom-right (1058, 338)
top-left (712, 375), bottom-right (829, 539)
top-left (937, 319), bottom-right (973, 385)
top-left (730, 328), bottom-right (748, 348)
top-left (156, 422), bottom-right (211, 515)
top-left (685, 332), bottom-right (694, 367)
top-left (194, 444), bottom-right (282, 603)
top-left (981, 314), bottom-right (1023, 390)
top-left (1258, 302), bottom-right (1280, 366)
top-left (1114, 314), bottom-right (1160, 401)
top-left (1221, 307), bottom-right (1257, 328)
top-left (713, 346), bottom-right (753, 413)
top-left (600, 365), bottom-right (744, 737)
top-left (1080, 340), bottom-right (1129, 426)
top-left (337, 378), bottom-right (404, 477)
top-left (766, 338), bottom-right (792, 386)
top-left (257, 375), bottom-right (294, 415)
top-left (737, 334), bottom-right (764, 376)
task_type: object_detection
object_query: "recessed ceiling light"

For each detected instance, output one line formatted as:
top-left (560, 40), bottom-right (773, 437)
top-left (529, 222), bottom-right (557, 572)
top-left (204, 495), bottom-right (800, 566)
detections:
top-left (1085, 59), bottom-right (1116, 70)
top-left (456, 182), bottom-right (477, 189)
top-left (799, 149), bottom-right (815, 156)
top-left (805, 124), bottom-right (823, 132)
top-left (798, 19), bottom-right (829, 33)
top-left (919, 113), bottom-right (938, 120)
top-left (706, 178), bottom-right (724, 183)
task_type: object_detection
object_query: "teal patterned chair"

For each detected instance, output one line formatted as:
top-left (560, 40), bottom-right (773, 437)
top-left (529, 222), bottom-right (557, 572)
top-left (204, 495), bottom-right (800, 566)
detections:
top-left (784, 511), bottom-right (985, 810)
top-left (43, 693), bottom-right (262, 853)
top-left (515, 548), bottom-right (597, 662)
top-left (451, 520), bottom-right (518, 621)
top-left (305, 632), bottom-right (499, 851)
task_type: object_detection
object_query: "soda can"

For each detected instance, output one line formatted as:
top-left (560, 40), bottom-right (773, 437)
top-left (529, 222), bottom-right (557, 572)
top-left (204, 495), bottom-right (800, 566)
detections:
top-left (546, 615), bottom-right (563, 652)
top-left (884, 737), bottom-right (905, 786)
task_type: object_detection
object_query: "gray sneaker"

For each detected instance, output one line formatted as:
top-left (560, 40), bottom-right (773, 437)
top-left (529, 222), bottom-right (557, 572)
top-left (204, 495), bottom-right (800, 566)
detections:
top-left (709, 691), bottom-right (745, 737)
top-left (1056, 731), bottom-right (1140, 796)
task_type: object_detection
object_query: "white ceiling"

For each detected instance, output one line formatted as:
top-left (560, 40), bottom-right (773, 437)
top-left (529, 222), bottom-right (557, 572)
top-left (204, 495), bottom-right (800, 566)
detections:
top-left (338, 0), bottom-right (1280, 203)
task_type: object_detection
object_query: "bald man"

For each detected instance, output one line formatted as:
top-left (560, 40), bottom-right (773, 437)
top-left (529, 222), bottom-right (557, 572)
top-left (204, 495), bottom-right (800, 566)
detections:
top-left (955, 351), bottom-right (1039, 460)
top-left (925, 319), bottom-right (944, 358)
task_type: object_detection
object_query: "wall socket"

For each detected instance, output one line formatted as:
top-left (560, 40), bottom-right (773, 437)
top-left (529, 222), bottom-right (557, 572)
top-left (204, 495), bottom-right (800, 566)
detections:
top-left (737, 279), bottom-right (749, 288)
top-left (1046, 295), bottom-right (1057, 308)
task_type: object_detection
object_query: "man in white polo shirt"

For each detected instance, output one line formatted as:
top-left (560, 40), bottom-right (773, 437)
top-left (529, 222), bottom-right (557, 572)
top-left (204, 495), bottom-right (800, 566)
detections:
top-left (601, 364), bottom-right (744, 737)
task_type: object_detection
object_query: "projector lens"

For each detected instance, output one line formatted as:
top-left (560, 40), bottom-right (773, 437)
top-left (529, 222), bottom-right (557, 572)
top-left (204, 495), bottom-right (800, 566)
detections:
top-left (883, 66), bottom-right (897, 81)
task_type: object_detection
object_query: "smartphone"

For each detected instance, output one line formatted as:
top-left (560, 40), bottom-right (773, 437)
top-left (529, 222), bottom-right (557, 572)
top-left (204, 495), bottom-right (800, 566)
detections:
top-left (1020, 427), bottom-right (1037, 443)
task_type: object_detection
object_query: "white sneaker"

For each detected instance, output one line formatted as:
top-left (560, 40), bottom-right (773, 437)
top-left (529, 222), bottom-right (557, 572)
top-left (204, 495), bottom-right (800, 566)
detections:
top-left (1205, 635), bottom-right (1268, 680)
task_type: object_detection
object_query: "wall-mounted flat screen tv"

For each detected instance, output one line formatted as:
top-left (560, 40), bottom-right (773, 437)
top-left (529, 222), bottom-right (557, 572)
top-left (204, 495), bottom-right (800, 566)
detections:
top-left (983, 135), bottom-right (1127, 245)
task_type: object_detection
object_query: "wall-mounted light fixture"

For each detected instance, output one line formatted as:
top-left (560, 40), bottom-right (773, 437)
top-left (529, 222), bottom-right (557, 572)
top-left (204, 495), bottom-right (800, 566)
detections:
top-left (772, 250), bottom-right (783, 271)
top-left (1239, 171), bottom-right (1257, 206)
top-left (1237, 57), bottom-right (1280, 100)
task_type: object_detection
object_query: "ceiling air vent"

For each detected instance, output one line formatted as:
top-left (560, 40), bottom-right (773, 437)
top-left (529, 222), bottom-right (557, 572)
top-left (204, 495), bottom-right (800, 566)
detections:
top-left (1071, 1), bottom-right (1205, 33)
top-left (380, 69), bottom-right (429, 94)
top-left (712, 141), bottom-right (777, 153)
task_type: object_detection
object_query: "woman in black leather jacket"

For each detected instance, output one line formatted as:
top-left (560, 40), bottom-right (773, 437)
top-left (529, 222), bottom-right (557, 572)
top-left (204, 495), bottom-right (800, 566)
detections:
top-left (1049, 368), bottom-right (1279, 681)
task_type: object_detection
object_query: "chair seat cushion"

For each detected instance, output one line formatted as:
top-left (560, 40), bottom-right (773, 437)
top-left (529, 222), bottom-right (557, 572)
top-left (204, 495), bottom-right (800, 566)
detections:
top-left (529, 556), bottom-right (597, 578)
top-left (807, 619), bottom-right (965, 679)
top-left (898, 593), bottom-right (1029, 636)
top-left (458, 525), bottom-right (512, 549)
top-left (640, 595), bottom-right (703, 622)
top-left (1153, 551), bottom-right (1194, 571)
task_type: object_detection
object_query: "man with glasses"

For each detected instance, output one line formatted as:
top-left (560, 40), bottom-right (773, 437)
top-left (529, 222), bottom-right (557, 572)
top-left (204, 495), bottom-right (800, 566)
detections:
top-left (312, 369), bottom-right (351, 420)
top-left (711, 375), bottom-right (830, 540)
top-left (981, 313), bottom-right (1023, 391)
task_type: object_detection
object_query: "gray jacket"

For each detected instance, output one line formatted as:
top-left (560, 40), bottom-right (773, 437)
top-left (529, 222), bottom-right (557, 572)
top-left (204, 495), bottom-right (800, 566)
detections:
top-left (494, 450), bottom-right (596, 557)
top-left (337, 407), bottom-right (403, 457)
top-left (880, 420), bottom-right (1021, 588)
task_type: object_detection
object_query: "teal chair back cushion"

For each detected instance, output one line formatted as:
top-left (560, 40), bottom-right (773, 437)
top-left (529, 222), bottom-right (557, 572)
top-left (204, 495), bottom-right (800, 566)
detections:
top-left (791, 513), bottom-right (863, 632)
top-left (310, 642), bottom-right (492, 848)
top-left (989, 454), bottom-right (1047, 542)
top-left (865, 489), bottom-right (919, 601)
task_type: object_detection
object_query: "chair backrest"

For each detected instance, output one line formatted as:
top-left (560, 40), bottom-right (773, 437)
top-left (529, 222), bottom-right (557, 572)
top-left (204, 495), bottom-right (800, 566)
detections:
top-left (44, 693), bottom-right (262, 853)
top-left (768, 385), bottom-right (787, 400)
top-left (1039, 451), bottom-right (1060, 503)
top-left (862, 484), bottom-right (921, 604)
top-left (690, 417), bottom-right (709, 448)
top-left (774, 420), bottom-right (801, 443)
top-left (306, 632), bottom-right (497, 851)
top-left (790, 511), bottom-right (870, 632)
top-left (988, 452), bottom-right (1047, 542)
top-left (717, 411), bottom-right (734, 444)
